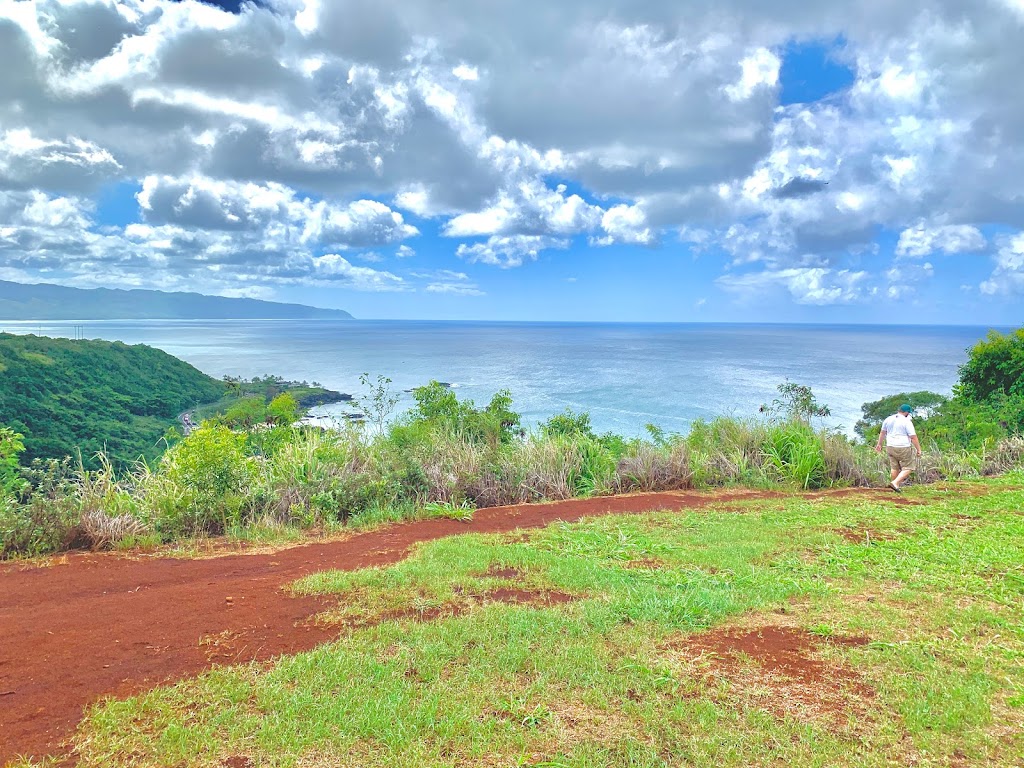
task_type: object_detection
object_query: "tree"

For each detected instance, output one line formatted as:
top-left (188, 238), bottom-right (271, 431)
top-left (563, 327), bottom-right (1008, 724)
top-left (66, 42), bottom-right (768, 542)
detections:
top-left (760, 381), bottom-right (830, 424)
top-left (854, 391), bottom-right (947, 438)
top-left (266, 393), bottom-right (300, 426)
top-left (352, 373), bottom-right (400, 433)
top-left (406, 381), bottom-right (521, 446)
top-left (956, 328), bottom-right (1024, 403)
top-left (220, 397), bottom-right (267, 429)
top-left (0, 426), bottom-right (25, 495)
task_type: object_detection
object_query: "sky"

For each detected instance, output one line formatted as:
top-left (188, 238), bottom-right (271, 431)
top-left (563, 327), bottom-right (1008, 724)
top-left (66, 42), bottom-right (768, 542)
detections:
top-left (1, 0), bottom-right (1023, 323)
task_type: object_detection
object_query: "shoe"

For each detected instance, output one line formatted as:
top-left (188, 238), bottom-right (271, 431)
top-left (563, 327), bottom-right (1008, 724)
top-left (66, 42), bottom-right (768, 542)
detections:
top-left (889, 482), bottom-right (902, 493)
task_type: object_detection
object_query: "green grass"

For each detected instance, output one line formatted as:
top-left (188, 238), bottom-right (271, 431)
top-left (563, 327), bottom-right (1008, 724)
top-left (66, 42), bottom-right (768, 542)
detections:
top-left (59, 475), bottom-right (1024, 767)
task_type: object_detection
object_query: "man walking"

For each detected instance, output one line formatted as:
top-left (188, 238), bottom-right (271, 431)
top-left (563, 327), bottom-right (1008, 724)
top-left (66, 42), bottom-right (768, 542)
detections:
top-left (874, 403), bottom-right (922, 492)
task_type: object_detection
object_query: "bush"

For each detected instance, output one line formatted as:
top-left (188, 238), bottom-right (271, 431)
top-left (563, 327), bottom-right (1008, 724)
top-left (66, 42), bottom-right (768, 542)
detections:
top-left (75, 453), bottom-right (148, 549)
top-left (0, 493), bottom-right (82, 558)
top-left (404, 382), bottom-right (521, 447)
top-left (854, 391), bottom-right (947, 439)
top-left (146, 425), bottom-right (257, 538)
top-left (956, 328), bottom-right (1024, 403)
top-left (821, 433), bottom-right (872, 487)
top-left (615, 443), bottom-right (692, 493)
top-left (5, 371), bottom-right (1023, 559)
top-left (512, 437), bottom-right (582, 501)
top-left (986, 435), bottom-right (1024, 474)
top-left (760, 422), bottom-right (827, 490)
top-left (0, 426), bottom-right (26, 496)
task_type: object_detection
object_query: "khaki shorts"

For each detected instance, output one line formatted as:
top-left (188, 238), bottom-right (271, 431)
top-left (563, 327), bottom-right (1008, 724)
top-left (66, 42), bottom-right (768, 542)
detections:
top-left (887, 446), bottom-right (916, 472)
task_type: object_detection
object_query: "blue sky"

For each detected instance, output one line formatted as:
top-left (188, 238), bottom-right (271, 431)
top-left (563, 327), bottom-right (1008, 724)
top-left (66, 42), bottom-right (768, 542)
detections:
top-left (1, 0), bottom-right (1023, 324)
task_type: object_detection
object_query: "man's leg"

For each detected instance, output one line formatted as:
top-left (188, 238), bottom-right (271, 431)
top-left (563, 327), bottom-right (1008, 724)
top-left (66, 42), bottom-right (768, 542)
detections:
top-left (886, 449), bottom-right (900, 488)
top-left (893, 468), bottom-right (911, 488)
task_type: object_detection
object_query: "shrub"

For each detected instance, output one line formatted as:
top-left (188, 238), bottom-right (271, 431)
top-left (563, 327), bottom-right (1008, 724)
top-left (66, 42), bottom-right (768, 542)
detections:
top-left (615, 443), bottom-right (692, 493)
top-left (0, 493), bottom-right (82, 558)
top-left (541, 410), bottom-right (597, 440)
top-left (821, 433), bottom-right (872, 487)
top-left (760, 380), bottom-right (831, 423)
top-left (512, 437), bottom-right (582, 501)
top-left (411, 433), bottom-right (494, 506)
top-left (405, 382), bottom-right (521, 447)
top-left (264, 429), bottom-right (375, 524)
top-left (956, 328), bottom-right (1024, 403)
top-left (75, 453), bottom-right (148, 548)
top-left (146, 425), bottom-right (257, 538)
top-left (0, 426), bottom-right (26, 496)
top-left (79, 509), bottom-right (148, 550)
top-left (987, 435), bottom-right (1024, 474)
top-left (760, 422), bottom-right (827, 489)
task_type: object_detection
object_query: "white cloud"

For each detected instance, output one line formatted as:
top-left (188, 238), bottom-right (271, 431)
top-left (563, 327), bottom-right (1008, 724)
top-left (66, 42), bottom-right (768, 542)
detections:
top-left (980, 232), bottom-right (1024, 295)
top-left (425, 282), bottom-right (484, 296)
top-left (885, 260), bottom-right (934, 298)
top-left (0, 129), bottom-right (121, 192)
top-left (896, 223), bottom-right (986, 257)
top-left (0, 0), bottom-right (1023, 306)
top-left (306, 253), bottom-right (407, 290)
top-left (593, 204), bottom-right (656, 246)
top-left (444, 182), bottom-right (602, 239)
top-left (138, 175), bottom-right (418, 252)
top-left (724, 48), bottom-right (780, 102)
top-left (717, 267), bottom-right (869, 305)
top-left (456, 235), bottom-right (569, 268)
top-left (452, 64), bottom-right (479, 82)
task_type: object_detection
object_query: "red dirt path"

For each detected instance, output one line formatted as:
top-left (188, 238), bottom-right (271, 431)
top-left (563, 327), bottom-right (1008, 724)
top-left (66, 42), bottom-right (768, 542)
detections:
top-left (0, 487), bottom-right (889, 765)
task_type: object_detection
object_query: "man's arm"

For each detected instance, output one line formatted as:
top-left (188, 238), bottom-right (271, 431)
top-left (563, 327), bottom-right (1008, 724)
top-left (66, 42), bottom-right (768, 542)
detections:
top-left (875, 429), bottom-right (886, 452)
top-left (911, 434), bottom-right (922, 456)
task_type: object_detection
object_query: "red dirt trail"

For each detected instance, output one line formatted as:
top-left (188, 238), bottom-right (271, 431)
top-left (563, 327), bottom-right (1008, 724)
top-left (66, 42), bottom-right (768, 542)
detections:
top-left (0, 487), bottom-right (893, 765)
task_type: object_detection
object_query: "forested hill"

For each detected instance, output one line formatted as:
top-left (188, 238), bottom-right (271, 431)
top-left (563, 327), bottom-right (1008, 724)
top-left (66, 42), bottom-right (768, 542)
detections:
top-left (0, 334), bottom-right (227, 466)
top-left (0, 280), bottom-right (353, 320)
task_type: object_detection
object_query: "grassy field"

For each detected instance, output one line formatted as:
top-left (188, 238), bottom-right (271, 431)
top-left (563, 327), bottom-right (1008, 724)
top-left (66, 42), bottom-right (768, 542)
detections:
top-left (47, 476), bottom-right (1024, 767)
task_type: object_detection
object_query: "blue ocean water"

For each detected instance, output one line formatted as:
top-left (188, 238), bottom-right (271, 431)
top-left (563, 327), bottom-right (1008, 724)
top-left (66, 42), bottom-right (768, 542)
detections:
top-left (0, 320), bottom-right (1003, 437)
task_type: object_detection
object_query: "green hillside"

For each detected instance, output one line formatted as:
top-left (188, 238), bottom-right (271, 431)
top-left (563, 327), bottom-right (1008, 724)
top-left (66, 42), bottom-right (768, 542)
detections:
top-left (0, 333), bottom-right (227, 466)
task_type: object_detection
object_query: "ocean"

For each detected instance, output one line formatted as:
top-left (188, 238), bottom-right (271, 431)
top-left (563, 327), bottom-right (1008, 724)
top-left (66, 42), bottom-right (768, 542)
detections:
top-left (0, 320), bottom-right (1003, 438)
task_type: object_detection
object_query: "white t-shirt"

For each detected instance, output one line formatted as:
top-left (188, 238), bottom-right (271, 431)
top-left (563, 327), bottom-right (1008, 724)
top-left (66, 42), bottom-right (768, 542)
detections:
top-left (881, 413), bottom-right (916, 448)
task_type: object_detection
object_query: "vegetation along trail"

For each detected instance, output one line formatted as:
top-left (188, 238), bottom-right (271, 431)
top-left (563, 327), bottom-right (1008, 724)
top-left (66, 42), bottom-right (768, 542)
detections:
top-left (1, 485), bottom-right (890, 766)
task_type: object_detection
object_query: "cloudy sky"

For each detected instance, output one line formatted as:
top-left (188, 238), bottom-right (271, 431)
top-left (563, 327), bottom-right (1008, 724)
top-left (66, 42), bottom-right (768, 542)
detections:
top-left (2, 0), bottom-right (1023, 322)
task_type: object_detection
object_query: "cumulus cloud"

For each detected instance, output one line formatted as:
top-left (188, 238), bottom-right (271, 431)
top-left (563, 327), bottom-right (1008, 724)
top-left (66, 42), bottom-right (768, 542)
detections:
top-left (456, 235), bottom-right (569, 268)
top-left (0, 130), bottom-right (121, 192)
top-left (980, 233), bottom-right (1024, 296)
top-left (896, 223), bottom-right (986, 258)
top-left (717, 267), bottom-right (869, 305)
top-left (0, 0), bottom-right (1022, 307)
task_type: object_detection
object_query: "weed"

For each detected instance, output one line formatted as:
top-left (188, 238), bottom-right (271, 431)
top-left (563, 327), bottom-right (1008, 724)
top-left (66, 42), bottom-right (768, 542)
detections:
top-left (423, 500), bottom-right (475, 522)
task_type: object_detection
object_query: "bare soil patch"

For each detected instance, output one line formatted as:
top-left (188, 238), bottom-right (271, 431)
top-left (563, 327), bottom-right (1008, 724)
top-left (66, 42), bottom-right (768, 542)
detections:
top-left (667, 625), bottom-right (874, 726)
top-left (0, 486), bottom-right (886, 765)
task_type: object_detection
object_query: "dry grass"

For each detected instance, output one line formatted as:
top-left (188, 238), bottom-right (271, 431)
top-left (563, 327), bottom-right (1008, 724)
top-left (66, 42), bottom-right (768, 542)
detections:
top-left (615, 443), bottom-right (693, 493)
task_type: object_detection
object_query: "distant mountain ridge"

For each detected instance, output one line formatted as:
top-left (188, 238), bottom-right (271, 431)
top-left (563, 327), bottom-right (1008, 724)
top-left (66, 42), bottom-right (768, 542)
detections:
top-left (0, 280), bottom-right (353, 320)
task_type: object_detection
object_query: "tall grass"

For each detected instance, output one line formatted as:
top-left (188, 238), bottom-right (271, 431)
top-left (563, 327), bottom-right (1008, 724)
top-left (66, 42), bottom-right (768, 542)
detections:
top-left (2, 393), bottom-right (1021, 558)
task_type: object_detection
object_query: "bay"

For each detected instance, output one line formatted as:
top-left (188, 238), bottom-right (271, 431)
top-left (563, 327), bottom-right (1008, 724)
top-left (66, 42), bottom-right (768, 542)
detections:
top-left (0, 319), bottom-right (1005, 438)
